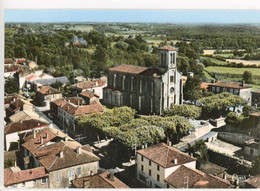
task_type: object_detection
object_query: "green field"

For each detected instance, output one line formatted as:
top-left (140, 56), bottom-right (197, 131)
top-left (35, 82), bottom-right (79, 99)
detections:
top-left (204, 66), bottom-right (260, 76)
top-left (201, 56), bottom-right (229, 65)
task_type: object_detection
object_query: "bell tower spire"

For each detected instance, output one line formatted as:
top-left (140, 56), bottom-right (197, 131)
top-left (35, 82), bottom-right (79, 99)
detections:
top-left (158, 46), bottom-right (177, 69)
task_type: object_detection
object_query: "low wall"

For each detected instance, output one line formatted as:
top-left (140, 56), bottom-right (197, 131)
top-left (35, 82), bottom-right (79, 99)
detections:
top-left (218, 132), bottom-right (254, 146)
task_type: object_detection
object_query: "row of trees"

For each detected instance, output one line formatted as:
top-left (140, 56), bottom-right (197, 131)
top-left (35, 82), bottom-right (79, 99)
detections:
top-left (76, 106), bottom-right (194, 148)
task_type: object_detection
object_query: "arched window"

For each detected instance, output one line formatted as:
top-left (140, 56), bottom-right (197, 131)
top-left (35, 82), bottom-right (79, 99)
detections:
top-left (160, 53), bottom-right (163, 65)
top-left (170, 87), bottom-right (175, 93)
top-left (164, 53), bottom-right (166, 65)
top-left (172, 53), bottom-right (175, 64)
top-left (170, 53), bottom-right (173, 64)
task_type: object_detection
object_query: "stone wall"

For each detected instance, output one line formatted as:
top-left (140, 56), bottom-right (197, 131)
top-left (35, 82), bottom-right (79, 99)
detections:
top-left (218, 132), bottom-right (254, 146)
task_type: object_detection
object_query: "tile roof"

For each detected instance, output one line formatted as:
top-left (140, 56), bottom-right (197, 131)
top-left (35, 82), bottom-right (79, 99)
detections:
top-left (80, 90), bottom-right (99, 99)
top-left (60, 102), bottom-right (105, 116)
top-left (38, 86), bottom-right (61, 95)
top-left (72, 171), bottom-right (129, 188)
top-left (200, 82), bottom-right (211, 89)
top-left (5, 119), bottom-right (49, 134)
top-left (9, 110), bottom-right (41, 123)
top-left (21, 128), bottom-right (99, 171)
top-left (252, 91), bottom-right (260, 94)
top-left (158, 46), bottom-right (178, 51)
top-left (51, 98), bottom-right (67, 107)
top-left (109, 64), bottom-right (148, 75)
top-left (65, 97), bottom-right (86, 105)
top-left (5, 58), bottom-right (14, 64)
top-left (4, 167), bottom-right (48, 186)
top-left (165, 165), bottom-right (232, 188)
top-left (71, 81), bottom-right (95, 90)
top-left (209, 81), bottom-right (250, 89)
top-left (137, 143), bottom-right (196, 168)
top-left (246, 175), bottom-right (260, 188)
top-left (249, 112), bottom-right (260, 117)
top-left (4, 65), bottom-right (21, 73)
top-left (35, 142), bottom-right (100, 171)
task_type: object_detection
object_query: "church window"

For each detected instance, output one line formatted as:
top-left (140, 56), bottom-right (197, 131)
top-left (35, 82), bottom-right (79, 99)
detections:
top-left (170, 75), bottom-right (174, 83)
top-left (170, 87), bottom-right (175, 93)
top-left (170, 53), bottom-right (173, 64)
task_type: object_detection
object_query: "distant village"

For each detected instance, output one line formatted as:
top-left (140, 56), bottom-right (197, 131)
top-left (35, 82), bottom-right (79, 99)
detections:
top-left (3, 43), bottom-right (260, 189)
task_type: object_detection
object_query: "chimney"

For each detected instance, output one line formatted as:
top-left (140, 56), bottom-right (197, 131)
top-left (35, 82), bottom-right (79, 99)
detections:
top-left (45, 133), bottom-right (48, 139)
top-left (167, 140), bottom-right (172, 146)
top-left (109, 172), bottom-right (114, 181)
top-left (142, 145), bottom-right (144, 149)
top-left (84, 180), bottom-right (90, 188)
top-left (65, 137), bottom-right (69, 142)
top-left (33, 129), bottom-right (36, 138)
top-left (59, 151), bottom-right (64, 158)
top-left (223, 173), bottom-right (227, 180)
top-left (14, 160), bottom-right (17, 167)
top-left (174, 158), bottom-right (178, 165)
top-left (76, 146), bottom-right (82, 154)
top-left (40, 137), bottom-right (43, 144)
top-left (190, 153), bottom-right (193, 158)
top-left (144, 143), bottom-right (148, 148)
top-left (242, 80), bottom-right (245, 87)
top-left (38, 123), bottom-right (40, 126)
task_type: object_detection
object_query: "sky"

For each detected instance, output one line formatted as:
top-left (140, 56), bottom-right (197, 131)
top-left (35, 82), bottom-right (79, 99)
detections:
top-left (4, 10), bottom-right (260, 24)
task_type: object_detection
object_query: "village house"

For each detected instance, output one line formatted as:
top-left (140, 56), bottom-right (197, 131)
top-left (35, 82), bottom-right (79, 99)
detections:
top-left (207, 81), bottom-right (252, 104)
top-left (70, 79), bottom-right (107, 99)
top-left (79, 90), bottom-right (100, 105)
top-left (20, 128), bottom-right (100, 188)
top-left (57, 101), bottom-right (105, 131)
top-left (136, 143), bottom-right (233, 188)
top-left (4, 166), bottom-right (49, 188)
top-left (50, 97), bottom-right (86, 118)
top-left (4, 119), bottom-right (49, 151)
top-left (4, 65), bottom-right (22, 78)
top-left (5, 97), bottom-right (34, 121)
top-left (14, 66), bottom-right (33, 90)
top-left (244, 139), bottom-right (260, 160)
top-left (72, 171), bottom-right (129, 188)
top-left (35, 86), bottom-right (62, 107)
top-left (9, 110), bottom-right (43, 124)
top-left (30, 76), bottom-right (70, 91)
top-left (103, 46), bottom-right (183, 115)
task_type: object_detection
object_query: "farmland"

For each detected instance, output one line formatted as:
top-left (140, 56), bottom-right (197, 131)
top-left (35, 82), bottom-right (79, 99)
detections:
top-left (226, 59), bottom-right (260, 66)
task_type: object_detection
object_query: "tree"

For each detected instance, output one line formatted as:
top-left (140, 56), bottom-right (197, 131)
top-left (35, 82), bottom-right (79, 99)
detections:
top-left (5, 78), bottom-right (18, 94)
top-left (186, 140), bottom-right (208, 166)
top-left (163, 104), bottom-right (202, 119)
top-left (183, 76), bottom-right (202, 103)
top-left (250, 156), bottom-right (260, 175)
top-left (243, 71), bottom-right (253, 83)
top-left (225, 112), bottom-right (244, 127)
top-left (4, 159), bottom-right (15, 168)
top-left (242, 105), bottom-right (251, 117)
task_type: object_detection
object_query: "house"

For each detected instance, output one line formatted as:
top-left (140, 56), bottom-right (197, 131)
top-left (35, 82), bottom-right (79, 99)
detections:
top-left (103, 46), bottom-right (183, 115)
top-left (50, 97), bottom-right (86, 118)
top-left (251, 90), bottom-right (260, 107)
top-left (21, 128), bottom-right (100, 188)
top-left (200, 82), bottom-right (211, 89)
top-left (207, 81), bottom-right (252, 104)
top-left (4, 119), bottom-right (49, 151)
top-left (9, 110), bottom-right (43, 124)
top-left (30, 76), bottom-right (70, 91)
top-left (14, 66), bottom-right (33, 89)
top-left (4, 166), bottom-right (49, 188)
top-left (5, 58), bottom-right (14, 66)
top-left (79, 90), bottom-right (100, 105)
top-left (136, 143), bottom-right (232, 188)
top-left (245, 175), bottom-right (260, 188)
top-left (71, 171), bottom-right (129, 188)
top-left (165, 165), bottom-right (233, 188)
top-left (4, 65), bottom-right (21, 78)
top-left (58, 101), bottom-right (105, 131)
top-left (70, 79), bottom-right (107, 99)
top-left (35, 86), bottom-right (62, 107)
top-left (5, 97), bottom-right (34, 121)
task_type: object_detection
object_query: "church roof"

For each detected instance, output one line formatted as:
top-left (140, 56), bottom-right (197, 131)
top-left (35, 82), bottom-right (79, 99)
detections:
top-left (158, 46), bottom-right (178, 51)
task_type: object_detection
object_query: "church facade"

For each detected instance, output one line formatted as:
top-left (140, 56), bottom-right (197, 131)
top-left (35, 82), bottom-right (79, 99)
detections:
top-left (103, 46), bottom-right (183, 115)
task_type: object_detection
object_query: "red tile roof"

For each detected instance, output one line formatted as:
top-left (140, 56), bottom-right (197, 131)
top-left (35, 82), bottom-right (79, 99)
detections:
top-left (61, 102), bottom-right (105, 116)
top-left (35, 142), bottom-right (100, 171)
top-left (4, 167), bottom-right (48, 186)
top-left (158, 46), bottom-right (177, 51)
top-left (200, 82), bottom-right (211, 89)
top-left (109, 64), bottom-right (148, 74)
top-left (4, 119), bottom-right (49, 134)
top-left (38, 86), bottom-right (61, 95)
top-left (72, 171), bottom-right (129, 188)
top-left (71, 81), bottom-right (95, 90)
top-left (252, 91), bottom-right (260, 94)
top-left (6, 99), bottom-right (26, 114)
top-left (66, 97), bottom-right (86, 105)
top-left (165, 165), bottom-right (233, 188)
top-left (5, 58), bottom-right (13, 64)
top-left (209, 81), bottom-right (250, 89)
top-left (4, 65), bottom-right (21, 73)
top-left (80, 90), bottom-right (99, 99)
top-left (51, 98), bottom-right (67, 107)
top-left (249, 112), bottom-right (260, 117)
top-left (137, 143), bottom-right (196, 168)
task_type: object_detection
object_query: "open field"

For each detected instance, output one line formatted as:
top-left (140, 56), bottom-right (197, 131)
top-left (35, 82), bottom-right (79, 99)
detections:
top-left (203, 49), bottom-right (246, 55)
top-left (226, 59), bottom-right (260, 66)
top-left (204, 66), bottom-right (260, 76)
top-left (201, 56), bottom-right (228, 65)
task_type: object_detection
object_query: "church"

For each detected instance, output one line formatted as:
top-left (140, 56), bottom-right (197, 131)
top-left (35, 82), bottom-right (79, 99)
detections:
top-left (103, 46), bottom-right (183, 115)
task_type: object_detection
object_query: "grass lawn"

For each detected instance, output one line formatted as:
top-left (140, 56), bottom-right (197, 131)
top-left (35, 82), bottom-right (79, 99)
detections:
top-left (204, 66), bottom-right (260, 76)
top-left (201, 56), bottom-right (229, 65)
